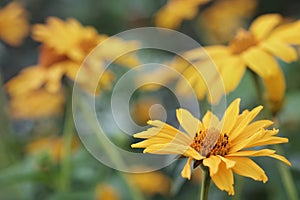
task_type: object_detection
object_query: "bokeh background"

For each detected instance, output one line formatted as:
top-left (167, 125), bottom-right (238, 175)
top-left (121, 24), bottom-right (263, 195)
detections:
top-left (0, 0), bottom-right (300, 199)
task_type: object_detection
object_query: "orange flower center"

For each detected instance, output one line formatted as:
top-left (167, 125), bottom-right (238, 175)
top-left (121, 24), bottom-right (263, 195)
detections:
top-left (229, 29), bottom-right (257, 54)
top-left (190, 128), bottom-right (231, 157)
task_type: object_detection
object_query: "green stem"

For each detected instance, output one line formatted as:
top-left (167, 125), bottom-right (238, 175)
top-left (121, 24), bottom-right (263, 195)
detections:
top-left (250, 70), bottom-right (264, 104)
top-left (274, 145), bottom-right (298, 200)
top-left (0, 71), bottom-right (16, 168)
top-left (200, 165), bottom-right (211, 200)
top-left (250, 72), bottom-right (298, 200)
top-left (76, 94), bottom-right (144, 200)
top-left (60, 86), bottom-right (74, 192)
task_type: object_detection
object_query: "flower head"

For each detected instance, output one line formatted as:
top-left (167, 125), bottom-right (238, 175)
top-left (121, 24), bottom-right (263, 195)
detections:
top-left (131, 98), bottom-right (290, 195)
top-left (180, 14), bottom-right (300, 108)
top-left (32, 17), bottom-right (106, 62)
top-left (0, 2), bottom-right (29, 46)
top-left (198, 0), bottom-right (258, 44)
top-left (155, 0), bottom-right (210, 29)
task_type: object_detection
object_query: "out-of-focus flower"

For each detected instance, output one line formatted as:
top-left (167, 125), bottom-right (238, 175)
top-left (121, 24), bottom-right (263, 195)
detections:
top-left (26, 135), bottom-right (79, 162)
top-left (131, 97), bottom-right (164, 126)
top-left (132, 98), bottom-right (290, 195)
top-left (0, 2), bottom-right (29, 46)
top-left (198, 0), bottom-right (258, 44)
top-left (32, 17), bottom-right (106, 62)
top-left (181, 14), bottom-right (300, 108)
top-left (95, 184), bottom-right (120, 200)
top-left (9, 89), bottom-right (64, 119)
top-left (5, 17), bottom-right (140, 118)
top-left (129, 171), bottom-right (171, 196)
top-left (155, 0), bottom-right (210, 29)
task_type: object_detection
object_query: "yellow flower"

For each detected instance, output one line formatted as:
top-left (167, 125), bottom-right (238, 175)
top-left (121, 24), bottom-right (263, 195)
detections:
top-left (9, 89), bottom-right (64, 119)
top-left (26, 136), bottom-right (79, 162)
top-left (128, 171), bottom-right (171, 196)
top-left (95, 184), bottom-right (120, 200)
top-left (182, 14), bottom-right (300, 108)
top-left (131, 98), bottom-right (290, 195)
top-left (32, 17), bottom-right (105, 62)
top-left (198, 0), bottom-right (258, 44)
top-left (0, 2), bottom-right (29, 46)
top-left (155, 0), bottom-right (210, 29)
top-left (30, 17), bottom-right (139, 93)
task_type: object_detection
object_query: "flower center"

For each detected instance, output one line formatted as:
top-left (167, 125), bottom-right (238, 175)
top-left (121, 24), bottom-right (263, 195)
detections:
top-left (190, 128), bottom-right (231, 157)
top-left (229, 29), bottom-right (257, 54)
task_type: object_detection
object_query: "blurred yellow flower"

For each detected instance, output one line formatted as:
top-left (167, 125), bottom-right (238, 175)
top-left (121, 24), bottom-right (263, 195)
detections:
top-left (129, 171), bottom-right (171, 196)
top-left (132, 98), bottom-right (290, 195)
top-left (95, 184), bottom-right (120, 200)
top-left (9, 89), bottom-right (64, 119)
top-left (32, 17), bottom-right (105, 62)
top-left (0, 2), bottom-right (29, 46)
top-left (198, 0), bottom-right (258, 44)
top-left (182, 14), bottom-right (300, 107)
top-left (5, 17), bottom-right (140, 118)
top-left (155, 0), bottom-right (210, 29)
top-left (26, 135), bottom-right (79, 162)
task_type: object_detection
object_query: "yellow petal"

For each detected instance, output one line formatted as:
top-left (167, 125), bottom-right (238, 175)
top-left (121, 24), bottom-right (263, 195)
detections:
top-left (230, 157), bottom-right (268, 183)
top-left (220, 56), bottom-right (246, 93)
top-left (205, 46), bottom-right (230, 59)
top-left (268, 154), bottom-right (291, 166)
top-left (228, 149), bottom-right (275, 157)
top-left (144, 144), bottom-right (204, 160)
top-left (233, 120), bottom-right (273, 145)
top-left (217, 156), bottom-right (236, 169)
top-left (203, 156), bottom-right (221, 176)
top-left (181, 157), bottom-right (193, 180)
top-left (229, 129), bottom-right (265, 153)
top-left (202, 111), bottom-right (220, 129)
top-left (134, 120), bottom-right (192, 142)
top-left (249, 14), bottom-right (282, 40)
top-left (269, 20), bottom-right (300, 45)
top-left (262, 67), bottom-right (286, 113)
top-left (176, 108), bottom-right (203, 137)
top-left (242, 47), bottom-right (281, 78)
top-left (230, 105), bottom-right (263, 141)
top-left (260, 39), bottom-right (298, 63)
top-left (131, 136), bottom-right (188, 148)
top-left (211, 161), bottom-right (235, 195)
top-left (247, 137), bottom-right (288, 148)
top-left (220, 98), bottom-right (240, 134)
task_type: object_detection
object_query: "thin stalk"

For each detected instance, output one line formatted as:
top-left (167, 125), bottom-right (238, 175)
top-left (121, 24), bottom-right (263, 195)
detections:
top-left (60, 86), bottom-right (74, 192)
top-left (76, 94), bottom-right (144, 200)
top-left (250, 70), bottom-right (264, 104)
top-left (200, 165), bottom-right (211, 200)
top-left (250, 72), bottom-right (298, 200)
top-left (0, 71), bottom-right (16, 168)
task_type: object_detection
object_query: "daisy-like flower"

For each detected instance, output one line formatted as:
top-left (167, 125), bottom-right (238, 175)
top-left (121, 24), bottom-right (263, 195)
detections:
top-left (198, 0), bottom-right (258, 44)
top-left (9, 89), bottom-right (64, 119)
top-left (155, 0), bottom-right (210, 29)
top-left (5, 17), bottom-right (139, 118)
top-left (131, 99), bottom-right (290, 195)
top-left (0, 2), bottom-right (29, 46)
top-left (26, 136), bottom-right (79, 162)
top-left (181, 14), bottom-right (300, 110)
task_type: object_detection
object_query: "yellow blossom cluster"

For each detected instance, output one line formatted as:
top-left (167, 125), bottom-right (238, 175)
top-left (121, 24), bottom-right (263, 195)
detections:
top-left (5, 17), bottom-right (139, 118)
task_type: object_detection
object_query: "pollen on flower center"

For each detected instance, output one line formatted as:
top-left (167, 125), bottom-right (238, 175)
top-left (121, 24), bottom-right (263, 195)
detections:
top-left (229, 29), bottom-right (257, 54)
top-left (190, 128), bottom-right (231, 157)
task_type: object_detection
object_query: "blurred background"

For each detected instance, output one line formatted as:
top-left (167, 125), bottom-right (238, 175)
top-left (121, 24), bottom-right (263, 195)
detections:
top-left (0, 0), bottom-right (300, 199)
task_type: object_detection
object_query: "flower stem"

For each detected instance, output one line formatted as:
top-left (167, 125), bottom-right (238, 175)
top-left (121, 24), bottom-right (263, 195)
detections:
top-left (76, 93), bottom-right (145, 200)
top-left (274, 145), bottom-right (298, 200)
top-left (60, 86), bottom-right (74, 192)
top-left (0, 72), bottom-right (16, 168)
top-left (200, 165), bottom-right (211, 200)
top-left (250, 72), bottom-right (298, 200)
